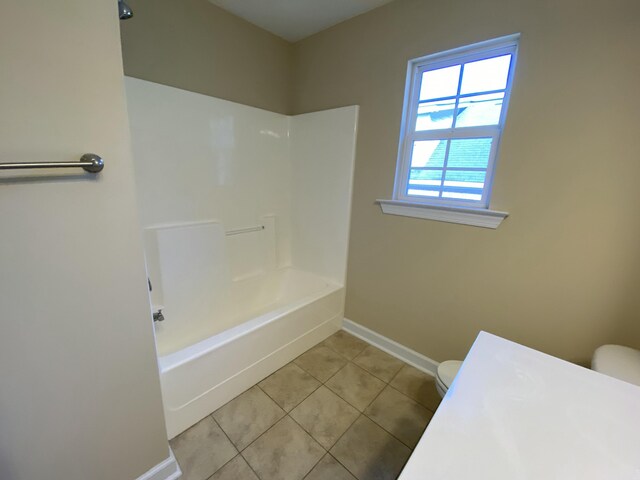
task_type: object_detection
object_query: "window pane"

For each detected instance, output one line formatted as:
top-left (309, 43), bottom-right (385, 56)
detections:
top-left (442, 169), bottom-right (486, 200)
top-left (409, 169), bottom-right (442, 184)
top-left (446, 138), bottom-right (493, 168)
top-left (408, 189), bottom-right (440, 197)
top-left (455, 93), bottom-right (504, 127)
top-left (460, 54), bottom-right (511, 95)
top-left (410, 140), bottom-right (447, 168)
top-left (416, 98), bottom-right (456, 130)
top-left (408, 169), bottom-right (442, 197)
top-left (419, 65), bottom-right (461, 101)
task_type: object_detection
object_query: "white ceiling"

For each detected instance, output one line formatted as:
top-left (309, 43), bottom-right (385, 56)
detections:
top-left (208, 0), bottom-right (395, 42)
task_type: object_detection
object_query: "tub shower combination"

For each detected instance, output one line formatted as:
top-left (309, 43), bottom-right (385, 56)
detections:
top-left (126, 77), bottom-right (358, 438)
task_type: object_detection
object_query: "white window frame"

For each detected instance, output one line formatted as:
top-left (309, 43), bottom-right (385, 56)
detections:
top-left (392, 34), bottom-right (520, 212)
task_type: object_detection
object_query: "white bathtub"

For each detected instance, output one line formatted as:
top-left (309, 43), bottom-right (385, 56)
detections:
top-left (155, 267), bottom-right (344, 439)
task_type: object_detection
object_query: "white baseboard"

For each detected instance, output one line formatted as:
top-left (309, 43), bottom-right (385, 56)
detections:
top-left (136, 448), bottom-right (181, 480)
top-left (342, 318), bottom-right (439, 376)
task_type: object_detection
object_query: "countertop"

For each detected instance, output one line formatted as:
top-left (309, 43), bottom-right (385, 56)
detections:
top-left (399, 332), bottom-right (640, 479)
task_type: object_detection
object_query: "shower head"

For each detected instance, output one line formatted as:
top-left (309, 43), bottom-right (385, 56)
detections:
top-left (118, 0), bottom-right (133, 20)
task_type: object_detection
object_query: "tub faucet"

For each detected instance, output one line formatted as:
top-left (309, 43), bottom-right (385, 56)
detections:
top-left (153, 309), bottom-right (164, 322)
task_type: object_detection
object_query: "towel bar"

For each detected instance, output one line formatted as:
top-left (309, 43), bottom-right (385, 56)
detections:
top-left (0, 153), bottom-right (104, 173)
top-left (225, 225), bottom-right (265, 236)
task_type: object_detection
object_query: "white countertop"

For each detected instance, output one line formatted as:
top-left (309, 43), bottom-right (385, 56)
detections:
top-left (399, 332), bottom-right (640, 480)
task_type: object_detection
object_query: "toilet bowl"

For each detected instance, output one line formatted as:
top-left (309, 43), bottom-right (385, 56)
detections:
top-left (592, 345), bottom-right (640, 387)
top-left (436, 360), bottom-right (463, 397)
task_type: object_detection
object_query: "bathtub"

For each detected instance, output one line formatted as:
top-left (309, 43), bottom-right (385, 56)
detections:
top-left (155, 267), bottom-right (344, 439)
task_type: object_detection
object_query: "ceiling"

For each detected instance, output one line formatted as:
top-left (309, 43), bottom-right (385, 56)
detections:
top-left (208, 0), bottom-right (395, 42)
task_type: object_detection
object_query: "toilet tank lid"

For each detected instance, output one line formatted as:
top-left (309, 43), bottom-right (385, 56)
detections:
top-left (592, 345), bottom-right (640, 387)
top-left (437, 360), bottom-right (463, 387)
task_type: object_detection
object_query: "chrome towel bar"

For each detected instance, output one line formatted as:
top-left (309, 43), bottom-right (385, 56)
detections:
top-left (0, 153), bottom-right (104, 173)
top-left (225, 225), bottom-right (265, 236)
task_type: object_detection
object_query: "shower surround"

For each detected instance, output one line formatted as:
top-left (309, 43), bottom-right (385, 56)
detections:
top-left (125, 77), bottom-right (358, 438)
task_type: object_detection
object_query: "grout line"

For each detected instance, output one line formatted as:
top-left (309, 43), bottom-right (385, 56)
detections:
top-left (386, 382), bottom-right (440, 415)
top-left (256, 378), bottom-right (322, 417)
top-left (210, 415), bottom-right (238, 450)
top-left (322, 359), bottom-right (349, 384)
top-left (300, 453), bottom-right (328, 480)
top-left (356, 365), bottom-right (436, 450)
top-left (208, 386), bottom-right (286, 449)
top-left (332, 355), bottom-right (434, 452)
top-left (235, 416), bottom-right (291, 480)
top-left (210, 415), bottom-right (241, 454)
top-left (238, 411), bottom-right (287, 453)
top-left (326, 409), bottom-right (361, 451)
top-left (322, 380), bottom-right (366, 412)
top-left (325, 452), bottom-right (359, 480)
top-left (203, 454), bottom-right (236, 480)
top-left (321, 332), bottom-right (368, 361)
top-left (203, 417), bottom-right (243, 480)
top-left (238, 450), bottom-right (265, 480)
top-left (361, 408), bottom-right (428, 451)
top-left (239, 411), bottom-right (327, 480)
top-left (359, 373), bottom-right (388, 412)
top-left (293, 349), bottom-right (348, 383)
top-left (313, 359), bottom-right (389, 457)
top-left (327, 413), bottom-right (368, 479)
top-left (388, 362), bottom-right (406, 385)
top-left (285, 411), bottom-right (328, 454)
top-left (355, 361), bottom-right (405, 384)
top-left (387, 362), bottom-right (441, 414)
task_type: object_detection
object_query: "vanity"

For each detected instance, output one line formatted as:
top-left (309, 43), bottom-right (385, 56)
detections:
top-left (399, 332), bottom-right (640, 479)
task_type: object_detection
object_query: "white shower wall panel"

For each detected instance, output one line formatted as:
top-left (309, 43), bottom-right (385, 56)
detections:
top-left (125, 76), bottom-right (292, 269)
top-left (289, 107), bottom-right (358, 284)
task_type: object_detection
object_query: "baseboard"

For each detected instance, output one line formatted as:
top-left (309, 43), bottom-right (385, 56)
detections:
top-left (342, 318), bottom-right (439, 376)
top-left (135, 448), bottom-right (181, 480)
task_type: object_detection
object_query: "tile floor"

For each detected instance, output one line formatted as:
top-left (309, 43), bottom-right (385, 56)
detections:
top-left (170, 331), bottom-right (442, 480)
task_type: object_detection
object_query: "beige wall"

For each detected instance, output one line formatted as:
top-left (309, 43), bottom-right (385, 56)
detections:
top-left (292, 0), bottom-right (640, 364)
top-left (0, 1), bottom-right (169, 478)
top-left (120, 0), bottom-right (293, 114)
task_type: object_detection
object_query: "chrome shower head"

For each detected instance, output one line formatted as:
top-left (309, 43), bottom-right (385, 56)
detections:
top-left (119, 0), bottom-right (133, 20)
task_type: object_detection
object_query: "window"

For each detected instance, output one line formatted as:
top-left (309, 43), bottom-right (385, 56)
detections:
top-left (386, 35), bottom-right (519, 225)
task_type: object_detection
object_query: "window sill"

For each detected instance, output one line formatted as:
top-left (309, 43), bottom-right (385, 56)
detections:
top-left (377, 199), bottom-right (508, 229)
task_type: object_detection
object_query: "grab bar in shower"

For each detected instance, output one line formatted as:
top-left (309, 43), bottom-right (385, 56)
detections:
top-left (225, 225), bottom-right (265, 236)
top-left (0, 153), bottom-right (104, 173)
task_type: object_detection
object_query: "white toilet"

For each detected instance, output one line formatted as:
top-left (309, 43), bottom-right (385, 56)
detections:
top-left (591, 344), bottom-right (640, 387)
top-left (436, 360), bottom-right (463, 398)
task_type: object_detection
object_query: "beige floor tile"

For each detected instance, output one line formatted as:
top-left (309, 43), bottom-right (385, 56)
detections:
top-left (325, 363), bottom-right (385, 411)
top-left (290, 385), bottom-right (359, 449)
top-left (212, 386), bottom-right (285, 450)
top-left (170, 416), bottom-right (237, 480)
top-left (294, 345), bottom-right (348, 382)
top-left (389, 364), bottom-right (441, 412)
top-left (305, 454), bottom-right (357, 480)
top-left (208, 455), bottom-right (258, 480)
top-left (330, 415), bottom-right (411, 480)
top-left (258, 362), bottom-right (321, 412)
top-left (353, 346), bottom-right (405, 382)
top-left (322, 331), bottom-right (368, 360)
top-left (364, 386), bottom-right (433, 448)
top-left (242, 416), bottom-right (325, 480)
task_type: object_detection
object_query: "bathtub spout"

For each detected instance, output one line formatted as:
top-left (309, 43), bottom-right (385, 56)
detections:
top-left (153, 309), bottom-right (164, 322)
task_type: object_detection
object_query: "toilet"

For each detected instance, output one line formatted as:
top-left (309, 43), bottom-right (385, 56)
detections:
top-left (591, 344), bottom-right (640, 387)
top-left (436, 360), bottom-right (463, 397)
